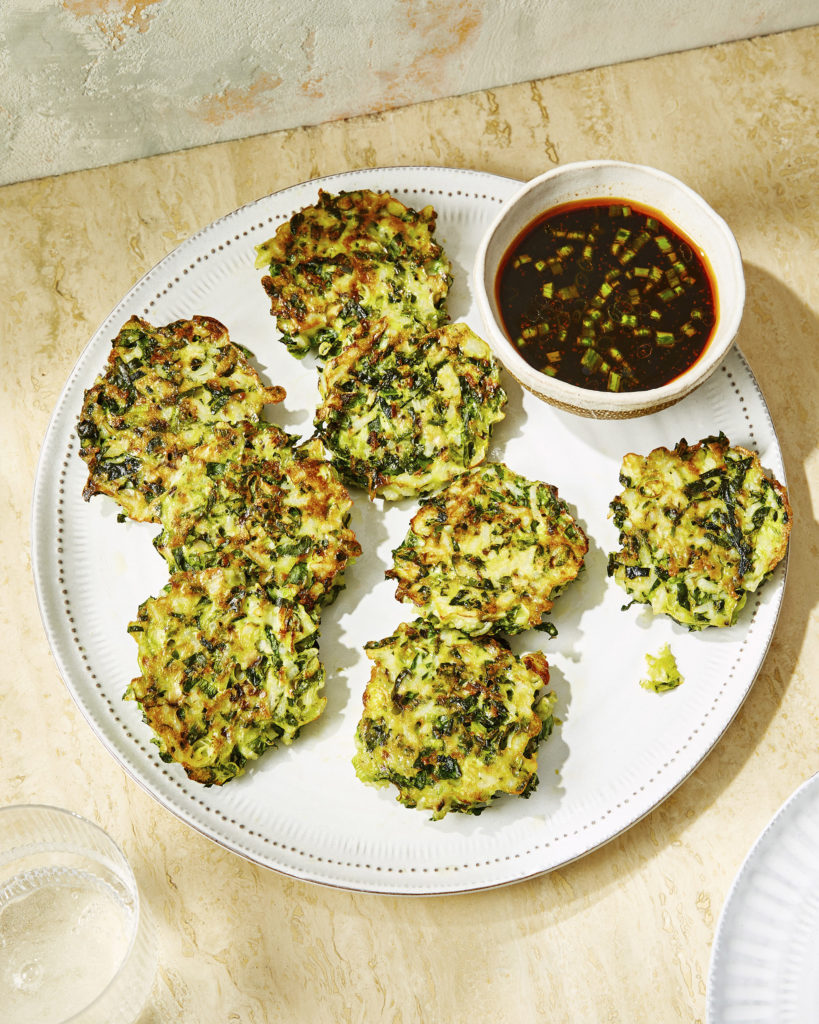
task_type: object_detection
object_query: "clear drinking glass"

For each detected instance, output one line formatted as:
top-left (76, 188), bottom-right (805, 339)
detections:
top-left (0, 804), bottom-right (155, 1024)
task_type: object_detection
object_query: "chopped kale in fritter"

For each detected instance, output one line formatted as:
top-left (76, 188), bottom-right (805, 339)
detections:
top-left (608, 433), bottom-right (791, 629)
top-left (388, 461), bottom-right (587, 635)
top-left (315, 322), bottom-right (507, 500)
top-left (78, 315), bottom-right (283, 522)
top-left (353, 619), bottom-right (555, 819)
top-left (127, 565), bottom-right (325, 785)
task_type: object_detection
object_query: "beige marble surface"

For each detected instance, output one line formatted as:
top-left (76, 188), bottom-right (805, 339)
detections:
top-left (1, 25), bottom-right (817, 1023)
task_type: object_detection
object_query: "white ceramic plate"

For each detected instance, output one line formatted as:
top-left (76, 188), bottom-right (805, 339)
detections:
top-left (708, 773), bottom-right (819, 1022)
top-left (32, 166), bottom-right (788, 894)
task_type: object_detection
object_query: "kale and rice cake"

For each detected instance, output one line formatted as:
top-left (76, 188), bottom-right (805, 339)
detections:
top-left (255, 189), bottom-right (452, 359)
top-left (151, 421), bottom-right (361, 612)
top-left (314, 322), bottom-right (507, 500)
top-left (78, 315), bottom-right (284, 522)
top-left (608, 433), bottom-right (792, 629)
top-left (387, 462), bottom-right (588, 635)
top-left (353, 619), bottom-right (555, 819)
top-left (126, 564), bottom-right (325, 785)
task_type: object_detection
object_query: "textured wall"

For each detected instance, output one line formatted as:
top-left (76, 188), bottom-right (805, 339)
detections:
top-left (1, 0), bottom-right (816, 186)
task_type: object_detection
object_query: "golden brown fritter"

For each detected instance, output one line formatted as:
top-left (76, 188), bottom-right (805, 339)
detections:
top-left (314, 322), bottom-right (507, 500)
top-left (608, 433), bottom-right (792, 628)
top-left (255, 189), bottom-right (451, 358)
top-left (152, 422), bottom-right (361, 612)
top-left (78, 315), bottom-right (283, 522)
top-left (353, 619), bottom-right (555, 819)
top-left (388, 462), bottom-right (588, 635)
top-left (127, 565), bottom-right (325, 785)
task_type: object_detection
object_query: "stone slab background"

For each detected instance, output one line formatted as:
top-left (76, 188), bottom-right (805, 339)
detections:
top-left (1, 0), bottom-right (817, 185)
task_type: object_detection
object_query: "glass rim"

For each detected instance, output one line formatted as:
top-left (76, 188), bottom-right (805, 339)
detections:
top-left (0, 802), bottom-right (148, 1024)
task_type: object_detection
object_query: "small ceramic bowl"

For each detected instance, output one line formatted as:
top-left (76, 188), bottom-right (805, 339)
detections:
top-left (473, 160), bottom-right (745, 419)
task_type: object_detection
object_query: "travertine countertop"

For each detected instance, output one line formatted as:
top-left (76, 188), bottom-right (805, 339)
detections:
top-left (1, 25), bottom-right (817, 1023)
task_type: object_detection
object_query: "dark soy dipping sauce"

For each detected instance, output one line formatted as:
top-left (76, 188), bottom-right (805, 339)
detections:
top-left (496, 199), bottom-right (718, 393)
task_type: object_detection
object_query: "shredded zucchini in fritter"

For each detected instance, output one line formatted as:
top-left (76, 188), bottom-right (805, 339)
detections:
top-left (388, 461), bottom-right (587, 635)
top-left (315, 322), bottom-right (507, 500)
top-left (77, 315), bottom-right (283, 522)
top-left (608, 433), bottom-right (791, 629)
top-left (353, 619), bottom-right (554, 820)
top-left (127, 565), bottom-right (326, 785)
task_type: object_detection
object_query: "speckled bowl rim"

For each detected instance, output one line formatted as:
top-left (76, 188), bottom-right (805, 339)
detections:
top-left (473, 160), bottom-right (746, 418)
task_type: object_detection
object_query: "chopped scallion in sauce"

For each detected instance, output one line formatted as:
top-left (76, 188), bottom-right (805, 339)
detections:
top-left (496, 199), bottom-right (717, 393)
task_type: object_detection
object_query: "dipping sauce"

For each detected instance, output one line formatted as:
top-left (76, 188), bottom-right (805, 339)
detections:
top-left (496, 199), bottom-right (717, 393)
